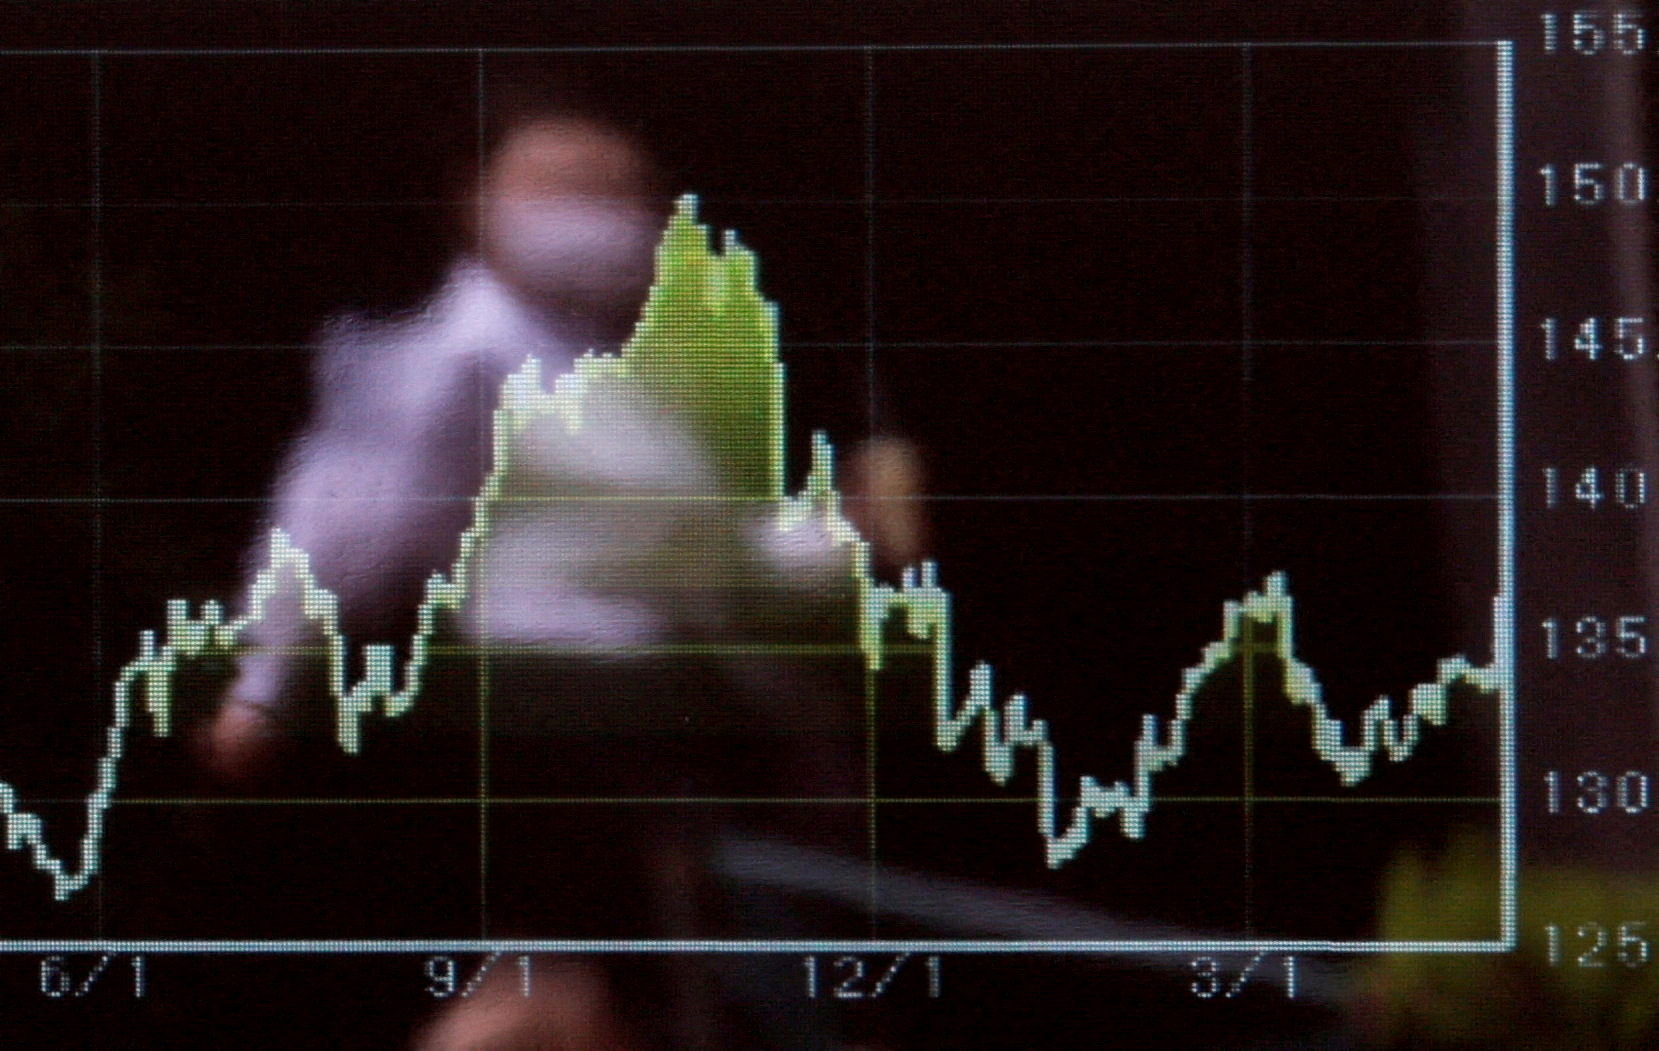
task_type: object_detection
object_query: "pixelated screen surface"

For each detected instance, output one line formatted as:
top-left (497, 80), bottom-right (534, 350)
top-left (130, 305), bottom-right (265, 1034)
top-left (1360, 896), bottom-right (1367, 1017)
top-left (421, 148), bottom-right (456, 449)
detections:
top-left (0, 2), bottom-right (1648, 1046)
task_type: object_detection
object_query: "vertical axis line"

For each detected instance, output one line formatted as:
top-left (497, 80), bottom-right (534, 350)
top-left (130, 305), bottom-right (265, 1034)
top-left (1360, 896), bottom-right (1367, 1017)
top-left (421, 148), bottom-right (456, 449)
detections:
top-left (1238, 43), bottom-right (1256, 935)
top-left (89, 51), bottom-right (106, 936)
top-left (862, 45), bottom-right (880, 935)
top-left (864, 47), bottom-right (878, 442)
top-left (474, 47), bottom-right (491, 939)
top-left (1494, 39), bottom-right (1517, 949)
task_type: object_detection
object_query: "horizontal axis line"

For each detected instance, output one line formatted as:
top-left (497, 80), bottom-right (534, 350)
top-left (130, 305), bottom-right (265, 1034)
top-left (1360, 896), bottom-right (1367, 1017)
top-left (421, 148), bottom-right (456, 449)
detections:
top-left (90, 794), bottom-right (1503, 806)
top-left (0, 339), bottom-right (1500, 351)
top-left (0, 493), bottom-right (1499, 504)
top-left (0, 41), bottom-right (1511, 57)
top-left (0, 194), bottom-right (1497, 209)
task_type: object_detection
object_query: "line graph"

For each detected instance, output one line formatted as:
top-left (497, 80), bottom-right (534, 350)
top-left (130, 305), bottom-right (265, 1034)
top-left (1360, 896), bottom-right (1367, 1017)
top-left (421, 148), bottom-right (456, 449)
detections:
top-left (0, 198), bottom-right (1500, 905)
top-left (0, 41), bottom-right (1515, 952)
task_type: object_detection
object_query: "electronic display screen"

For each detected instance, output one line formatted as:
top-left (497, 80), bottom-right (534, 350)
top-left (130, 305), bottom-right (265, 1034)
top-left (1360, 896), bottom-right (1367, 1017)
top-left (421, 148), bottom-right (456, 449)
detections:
top-left (0, 2), bottom-right (1649, 1046)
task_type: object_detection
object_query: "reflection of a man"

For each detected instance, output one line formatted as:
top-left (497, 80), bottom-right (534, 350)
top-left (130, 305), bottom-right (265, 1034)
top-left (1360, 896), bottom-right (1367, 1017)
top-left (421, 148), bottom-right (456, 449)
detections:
top-left (208, 115), bottom-right (667, 773)
top-left (203, 107), bottom-right (920, 1047)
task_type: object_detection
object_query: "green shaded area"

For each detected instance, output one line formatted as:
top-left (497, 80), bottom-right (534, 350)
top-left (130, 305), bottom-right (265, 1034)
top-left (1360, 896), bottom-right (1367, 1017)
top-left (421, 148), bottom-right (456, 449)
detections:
top-left (589, 195), bottom-right (784, 499)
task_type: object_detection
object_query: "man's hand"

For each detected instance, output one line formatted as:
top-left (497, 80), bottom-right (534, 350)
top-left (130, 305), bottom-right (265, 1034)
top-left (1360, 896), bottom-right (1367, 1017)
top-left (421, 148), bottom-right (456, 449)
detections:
top-left (843, 438), bottom-right (928, 573)
top-left (200, 699), bottom-right (280, 784)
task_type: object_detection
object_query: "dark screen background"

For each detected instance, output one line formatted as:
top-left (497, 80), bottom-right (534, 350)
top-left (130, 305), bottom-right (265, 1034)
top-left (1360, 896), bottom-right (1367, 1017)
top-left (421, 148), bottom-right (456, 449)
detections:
top-left (0, 2), bottom-right (1559, 1048)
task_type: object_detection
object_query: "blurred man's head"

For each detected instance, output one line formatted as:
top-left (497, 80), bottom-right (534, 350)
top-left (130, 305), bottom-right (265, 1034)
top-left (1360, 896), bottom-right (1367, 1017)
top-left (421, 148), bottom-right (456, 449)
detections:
top-left (474, 115), bottom-right (664, 331)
